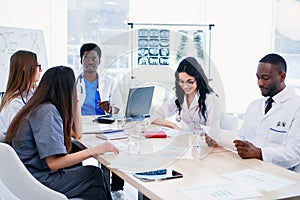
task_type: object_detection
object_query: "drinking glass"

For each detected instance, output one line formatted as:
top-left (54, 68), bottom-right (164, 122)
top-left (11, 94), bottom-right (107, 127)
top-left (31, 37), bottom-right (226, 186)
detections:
top-left (115, 116), bottom-right (127, 129)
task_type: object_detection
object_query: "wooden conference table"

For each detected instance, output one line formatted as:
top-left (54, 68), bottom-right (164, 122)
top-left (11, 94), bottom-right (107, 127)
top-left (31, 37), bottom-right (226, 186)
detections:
top-left (81, 116), bottom-right (300, 200)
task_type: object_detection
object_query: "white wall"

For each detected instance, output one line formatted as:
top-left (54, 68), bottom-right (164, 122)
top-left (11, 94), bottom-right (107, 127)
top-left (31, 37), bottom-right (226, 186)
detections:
top-left (129, 0), bottom-right (204, 24)
top-left (130, 0), bottom-right (274, 114)
top-left (0, 0), bottom-right (274, 114)
top-left (205, 0), bottom-right (273, 113)
top-left (0, 0), bottom-right (67, 67)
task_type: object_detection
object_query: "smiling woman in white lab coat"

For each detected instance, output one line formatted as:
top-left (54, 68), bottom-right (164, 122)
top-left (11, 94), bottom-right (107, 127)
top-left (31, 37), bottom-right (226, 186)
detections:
top-left (234, 53), bottom-right (300, 172)
top-left (152, 57), bottom-right (220, 136)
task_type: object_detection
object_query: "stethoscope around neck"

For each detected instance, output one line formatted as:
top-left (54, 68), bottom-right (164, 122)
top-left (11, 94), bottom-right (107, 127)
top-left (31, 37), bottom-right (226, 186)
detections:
top-left (175, 99), bottom-right (200, 122)
top-left (76, 73), bottom-right (100, 95)
top-left (175, 99), bottom-right (182, 122)
top-left (76, 73), bottom-right (84, 94)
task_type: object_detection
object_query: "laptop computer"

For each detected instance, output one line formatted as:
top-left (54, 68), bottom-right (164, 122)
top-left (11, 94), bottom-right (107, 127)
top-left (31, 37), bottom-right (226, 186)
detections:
top-left (125, 86), bottom-right (154, 120)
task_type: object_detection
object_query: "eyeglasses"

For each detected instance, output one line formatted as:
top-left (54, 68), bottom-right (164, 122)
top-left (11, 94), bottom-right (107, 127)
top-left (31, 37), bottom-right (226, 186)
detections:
top-left (177, 79), bottom-right (196, 86)
top-left (82, 56), bottom-right (99, 62)
top-left (37, 64), bottom-right (42, 71)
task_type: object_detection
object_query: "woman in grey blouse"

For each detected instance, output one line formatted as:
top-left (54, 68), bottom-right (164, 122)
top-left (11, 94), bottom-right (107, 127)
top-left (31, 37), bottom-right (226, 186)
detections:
top-left (5, 66), bottom-right (119, 200)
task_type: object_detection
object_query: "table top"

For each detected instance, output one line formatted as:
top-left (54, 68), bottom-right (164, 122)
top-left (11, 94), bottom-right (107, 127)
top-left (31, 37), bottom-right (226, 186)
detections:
top-left (81, 118), bottom-right (300, 200)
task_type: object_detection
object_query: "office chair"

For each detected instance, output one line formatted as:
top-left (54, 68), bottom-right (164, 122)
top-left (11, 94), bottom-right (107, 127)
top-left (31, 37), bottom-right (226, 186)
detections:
top-left (0, 179), bottom-right (20, 200)
top-left (0, 133), bottom-right (5, 142)
top-left (0, 143), bottom-right (82, 200)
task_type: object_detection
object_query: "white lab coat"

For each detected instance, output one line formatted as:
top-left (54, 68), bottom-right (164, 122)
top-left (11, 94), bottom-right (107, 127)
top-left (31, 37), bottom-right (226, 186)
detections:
top-left (152, 92), bottom-right (220, 136)
top-left (76, 73), bottom-right (123, 113)
top-left (0, 90), bottom-right (33, 135)
top-left (238, 87), bottom-right (300, 172)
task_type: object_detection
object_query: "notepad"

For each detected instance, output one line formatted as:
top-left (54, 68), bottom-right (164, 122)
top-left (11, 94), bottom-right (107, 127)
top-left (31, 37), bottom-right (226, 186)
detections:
top-left (96, 131), bottom-right (128, 140)
top-left (83, 124), bottom-right (123, 134)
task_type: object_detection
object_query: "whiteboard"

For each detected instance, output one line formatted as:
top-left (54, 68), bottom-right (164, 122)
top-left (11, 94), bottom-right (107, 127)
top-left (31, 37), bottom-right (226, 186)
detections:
top-left (0, 26), bottom-right (48, 92)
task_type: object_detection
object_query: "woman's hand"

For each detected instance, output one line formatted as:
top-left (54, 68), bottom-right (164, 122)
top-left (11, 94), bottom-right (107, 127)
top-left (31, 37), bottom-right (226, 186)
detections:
top-left (205, 134), bottom-right (217, 147)
top-left (166, 122), bottom-right (180, 129)
top-left (152, 118), bottom-right (180, 129)
top-left (89, 142), bottom-right (119, 156)
top-left (46, 142), bottom-right (119, 170)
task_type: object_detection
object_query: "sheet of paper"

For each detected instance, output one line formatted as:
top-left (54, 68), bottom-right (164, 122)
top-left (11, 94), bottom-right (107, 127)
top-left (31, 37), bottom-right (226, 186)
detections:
top-left (159, 127), bottom-right (179, 137)
top-left (222, 169), bottom-right (297, 192)
top-left (108, 134), bottom-right (209, 172)
top-left (108, 152), bottom-right (175, 172)
top-left (108, 140), bottom-right (128, 151)
top-left (179, 182), bottom-right (262, 200)
top-left (109, 136), bottom-right (189, 172)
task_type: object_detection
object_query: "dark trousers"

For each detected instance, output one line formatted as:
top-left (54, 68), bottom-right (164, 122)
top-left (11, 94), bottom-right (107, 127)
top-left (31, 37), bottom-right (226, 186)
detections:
top-left (43, 165), bottom-right (112, 200)
top-left (70, 140), bottom-right (124, 193)
top-left (102, 165), bottom-right (125, 191)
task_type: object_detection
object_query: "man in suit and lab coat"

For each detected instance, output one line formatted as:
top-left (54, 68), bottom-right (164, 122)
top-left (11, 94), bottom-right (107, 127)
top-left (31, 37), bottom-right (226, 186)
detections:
top-left (233, 53), bottom-right (300, 172)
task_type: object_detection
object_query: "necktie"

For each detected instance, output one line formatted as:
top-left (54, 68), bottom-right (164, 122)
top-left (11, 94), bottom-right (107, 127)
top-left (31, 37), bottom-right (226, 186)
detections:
top-left (265, 97), bottom-right (274, 114)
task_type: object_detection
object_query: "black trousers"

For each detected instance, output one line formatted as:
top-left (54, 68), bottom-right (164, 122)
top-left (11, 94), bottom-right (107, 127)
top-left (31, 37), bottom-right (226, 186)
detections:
top-left (102, 165), bottom-right (125, 191)
top-left (70, 140), bottom-right (124, 192)
top-left (43, 165), bottom-right (112, 200)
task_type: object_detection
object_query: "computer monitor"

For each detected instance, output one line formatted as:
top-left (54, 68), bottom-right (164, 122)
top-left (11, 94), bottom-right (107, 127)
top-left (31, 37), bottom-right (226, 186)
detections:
top-left (125, 86), bottom-right (154, 119)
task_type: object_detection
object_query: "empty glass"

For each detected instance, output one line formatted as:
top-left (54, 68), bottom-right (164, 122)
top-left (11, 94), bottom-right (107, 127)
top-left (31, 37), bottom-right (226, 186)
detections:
top-left (116, 117), bottom-right (126, 129)
top-left (127, 136), bottom-right (140, 154)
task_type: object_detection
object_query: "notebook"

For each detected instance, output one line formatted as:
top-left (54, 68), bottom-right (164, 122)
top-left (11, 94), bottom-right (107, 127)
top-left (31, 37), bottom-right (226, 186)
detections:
top-left (82, 123), bottom-right (124, 134)
top-left (125, 86), bottom-right (154, 120)
top-left (96, 131), bottom-right (128, 140)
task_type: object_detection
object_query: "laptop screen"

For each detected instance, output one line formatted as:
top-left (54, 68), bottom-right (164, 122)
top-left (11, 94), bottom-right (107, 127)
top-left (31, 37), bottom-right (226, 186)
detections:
top-left (125, 86), bottom-right (154, 119)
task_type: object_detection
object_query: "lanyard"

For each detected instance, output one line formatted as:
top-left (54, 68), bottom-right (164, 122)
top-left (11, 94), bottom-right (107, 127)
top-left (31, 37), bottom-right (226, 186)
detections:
top-left (20, 93), bottom-right (26, 105)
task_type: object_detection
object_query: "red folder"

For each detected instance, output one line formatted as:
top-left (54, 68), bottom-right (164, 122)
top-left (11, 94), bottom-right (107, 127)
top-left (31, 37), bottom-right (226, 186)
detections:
top-left (144, 131), bottom-right (167, 138)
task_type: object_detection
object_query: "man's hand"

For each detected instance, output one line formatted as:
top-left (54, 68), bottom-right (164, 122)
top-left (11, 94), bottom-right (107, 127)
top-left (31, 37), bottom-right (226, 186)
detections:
top-left (233, 140), bottom-right (262, 160)
top-left (98, 101), bottom-right (110, 113)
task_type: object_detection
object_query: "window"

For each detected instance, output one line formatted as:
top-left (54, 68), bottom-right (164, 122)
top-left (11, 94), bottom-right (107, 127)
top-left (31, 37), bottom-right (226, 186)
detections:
top-left (68, 0), bottom-right (129, 75)
top-left (274, 0), bottom-right (300, 94)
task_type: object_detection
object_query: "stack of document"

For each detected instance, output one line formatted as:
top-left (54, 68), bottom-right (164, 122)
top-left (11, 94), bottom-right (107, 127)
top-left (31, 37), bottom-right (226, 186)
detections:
top-left (83, 123), bottom-right (128, 140)
top-left (96, 130), bottom-right (128, 140)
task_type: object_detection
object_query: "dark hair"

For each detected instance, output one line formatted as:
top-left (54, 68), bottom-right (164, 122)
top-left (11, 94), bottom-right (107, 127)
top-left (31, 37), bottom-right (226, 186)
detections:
top-left (5, 66), bottom-right (77, 152)
top-left (175, 57), bottom-right (214, 122)
top-left (259, 53), bottom-right (287, 73)
top-left (0, 50), bottom-right (38, 111)
top-left (80, 43), bottom-right (102, 61)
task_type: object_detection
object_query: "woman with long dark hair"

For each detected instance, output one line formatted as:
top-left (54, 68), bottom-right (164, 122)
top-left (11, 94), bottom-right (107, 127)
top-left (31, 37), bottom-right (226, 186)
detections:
top-left (5, 66), bottom-right (118, 200)
top-left (152, 57), bottom-right (220, 134)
